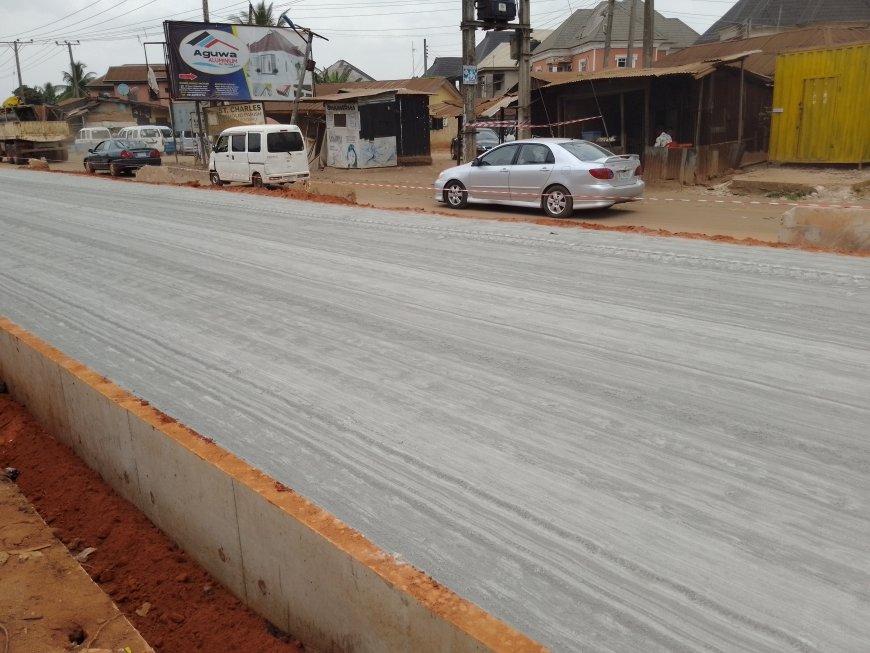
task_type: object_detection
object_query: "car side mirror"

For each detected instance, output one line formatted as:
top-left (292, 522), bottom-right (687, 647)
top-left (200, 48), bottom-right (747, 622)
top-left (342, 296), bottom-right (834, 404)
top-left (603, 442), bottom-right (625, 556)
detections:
top-left (470, 158), bottom-right (480, 167)
top-left (87, 148), bottom-right (93, 153)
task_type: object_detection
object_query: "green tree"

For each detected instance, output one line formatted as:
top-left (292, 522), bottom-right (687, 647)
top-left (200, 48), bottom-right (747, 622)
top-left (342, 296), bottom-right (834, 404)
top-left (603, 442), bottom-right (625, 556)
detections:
top-left (39, 82), bottom-right (66, 104)
top-left (227, 1), bottom-right (276, 25)
top-left (62, 61), bottom-right (96, 98)
top-left (11, 85), bottom-right (43, 104)
top-left (314, 67), bottom-right (352, 84)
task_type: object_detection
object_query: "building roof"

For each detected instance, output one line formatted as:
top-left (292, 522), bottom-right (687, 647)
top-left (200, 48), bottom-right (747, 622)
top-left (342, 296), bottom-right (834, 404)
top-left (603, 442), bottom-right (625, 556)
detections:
top-left (534, 51), bottom-right (771, 89)
top-left (247, 30), bottom-right (304, 56)
top-left (429, 94), bottom-right (516, 119)
top-left (658, 25), bottom-right (870, 77)
top-left (534, 1), bottom-right (698, 55)
top-left (316, 77), bottom-right (461, 100)
top-left (323, 60), bottom-right (375, 82)
top-left (313, 88), bottom-right (429, 102)
top-left (476, 31), bottom-right (514, 61)
top-left (423, 56), bottom-right (463, 78)
top-left (696, 0), bottom-right (870, 44)
top-left (97, 64), bottom-right (167, 83)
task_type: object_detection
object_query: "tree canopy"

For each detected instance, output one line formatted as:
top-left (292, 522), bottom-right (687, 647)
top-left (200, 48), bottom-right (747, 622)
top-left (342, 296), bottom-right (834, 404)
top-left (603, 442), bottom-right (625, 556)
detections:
top-left (227, 1), bottom-right (276, 25)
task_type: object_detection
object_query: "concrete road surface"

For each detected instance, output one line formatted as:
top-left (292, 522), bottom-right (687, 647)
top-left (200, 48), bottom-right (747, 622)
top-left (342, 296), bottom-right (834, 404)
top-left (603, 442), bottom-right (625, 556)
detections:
top-left (1, 168), bottom-right (869, 652)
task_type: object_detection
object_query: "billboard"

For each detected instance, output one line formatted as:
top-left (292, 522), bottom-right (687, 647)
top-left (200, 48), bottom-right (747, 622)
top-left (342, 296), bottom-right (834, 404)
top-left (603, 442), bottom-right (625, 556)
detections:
top-left (164, 21), bottom-right (312, 102)
top-left (204, 102), bottom-right (265, 137)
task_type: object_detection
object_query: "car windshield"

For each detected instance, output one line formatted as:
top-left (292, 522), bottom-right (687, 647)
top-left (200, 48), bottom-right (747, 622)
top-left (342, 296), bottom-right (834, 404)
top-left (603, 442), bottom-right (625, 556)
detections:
top-left (559, 141), bottom-right (613, 162)
top-left (159, 128), bottom-right (172, 138)
top-left (475, 128), bottom-right (499, 144)
top-left (267, 131), bottom-right (304, 153)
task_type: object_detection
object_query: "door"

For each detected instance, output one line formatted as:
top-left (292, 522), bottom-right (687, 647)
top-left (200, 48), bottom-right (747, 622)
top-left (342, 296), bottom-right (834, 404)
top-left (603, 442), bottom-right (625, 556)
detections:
top-left (797, 76), bottom-right (837, 162)
top-left (509, 143), bottom-right (554, 202)
top-left (466, 144), bottom-right (518, 201)
top-left (227, 133), bottom-right (249, 181)
top-left (90, 140), bottom-right (110, 169)
top-left (211, 135), bottom-right (232, 178)
top-left (265, 130), bottom-right (308, 177)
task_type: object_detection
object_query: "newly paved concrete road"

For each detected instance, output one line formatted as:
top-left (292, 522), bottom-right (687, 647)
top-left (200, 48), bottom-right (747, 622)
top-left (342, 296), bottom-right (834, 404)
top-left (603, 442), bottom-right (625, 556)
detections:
top-left (2, 168), bottom-right (869, 652)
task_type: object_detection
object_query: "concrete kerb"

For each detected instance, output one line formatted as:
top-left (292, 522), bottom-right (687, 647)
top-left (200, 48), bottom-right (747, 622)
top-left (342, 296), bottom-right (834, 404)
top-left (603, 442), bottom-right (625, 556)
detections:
top-left (779, 207), bottom-right (870, 252)
top-left (0, 317), bottom-right (548, 653)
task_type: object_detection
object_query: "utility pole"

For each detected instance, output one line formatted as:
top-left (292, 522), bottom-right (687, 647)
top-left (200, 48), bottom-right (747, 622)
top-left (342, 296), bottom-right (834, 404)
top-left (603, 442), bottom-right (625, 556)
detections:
top-left (423, 39), bottom-right (428, 74)
top-left (642, 0), bottom-right (654, 67)
top-left (603, 0), bottom-right (615, 69)
top-left (202, 0), bottom-right (209, 21)
top-left (625, 0), bottom-right (638, 68)
top-left (291, 29), bottom-right (313, 125)
top-left (516, 0), bottom-right (531, 140)
top-left (460, 0), bottom-right (477, 161)
top-left (1, 39), bottom-right (33, 95)
top-left (56, 40), bottom-right (81, 96)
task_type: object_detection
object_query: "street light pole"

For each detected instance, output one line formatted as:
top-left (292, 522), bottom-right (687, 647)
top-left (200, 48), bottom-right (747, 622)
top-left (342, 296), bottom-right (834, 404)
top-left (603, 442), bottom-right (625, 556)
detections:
top-left (56, 40), bottom-right (81, 97)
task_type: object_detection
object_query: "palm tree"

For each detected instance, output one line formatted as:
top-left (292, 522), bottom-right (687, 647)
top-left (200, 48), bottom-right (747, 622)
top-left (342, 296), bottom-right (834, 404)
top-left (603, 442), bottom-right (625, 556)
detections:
top-left (62, 61), bottom-right (96, 98)
top-left (314, 67), bottom-right (352, 84)
top-left (227, 1), bottom-right (276, 25)
top-left (39, 82), bottom-right (66, 104)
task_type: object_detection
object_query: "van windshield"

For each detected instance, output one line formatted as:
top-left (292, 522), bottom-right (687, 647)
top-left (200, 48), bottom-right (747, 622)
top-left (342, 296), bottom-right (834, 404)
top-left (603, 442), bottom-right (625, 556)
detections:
top-left (267, 131), bottom-right (304, 153)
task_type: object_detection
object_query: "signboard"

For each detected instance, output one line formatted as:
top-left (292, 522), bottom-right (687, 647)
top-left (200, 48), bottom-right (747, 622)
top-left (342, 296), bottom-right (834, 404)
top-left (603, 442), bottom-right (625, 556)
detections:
top-left (462, 65), bottom-right (478, 85)
top-left (164, 21), bottom-right (312, 102)
top-left (203, 102), bottom-right (266, 137)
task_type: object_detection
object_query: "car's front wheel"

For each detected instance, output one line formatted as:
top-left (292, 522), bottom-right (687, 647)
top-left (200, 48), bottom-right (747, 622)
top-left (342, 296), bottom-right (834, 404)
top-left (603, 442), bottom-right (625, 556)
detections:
top-left (209, 171), bottom-right (222, 186)
top-left (443, 180), bottom-right (468, 209)
top-left (542, 185), bottom-right (573, 218)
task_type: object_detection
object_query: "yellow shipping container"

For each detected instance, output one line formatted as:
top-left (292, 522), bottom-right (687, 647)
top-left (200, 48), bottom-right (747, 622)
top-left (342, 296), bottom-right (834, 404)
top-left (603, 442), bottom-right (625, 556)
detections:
top-left (769, 43), bottom-right (870, 164)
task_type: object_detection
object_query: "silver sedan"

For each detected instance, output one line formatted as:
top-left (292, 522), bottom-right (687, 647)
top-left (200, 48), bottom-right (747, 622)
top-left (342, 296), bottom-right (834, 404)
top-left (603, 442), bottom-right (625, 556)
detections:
top-left (434, 138), bottom-right (644, 218)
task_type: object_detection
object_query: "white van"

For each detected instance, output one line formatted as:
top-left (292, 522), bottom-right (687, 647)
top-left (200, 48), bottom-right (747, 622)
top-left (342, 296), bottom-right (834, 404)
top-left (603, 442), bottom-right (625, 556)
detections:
top-left (74, 127), bottom-right (112, 152)
top-left (116, 125), bottom-right (170, 152)
top-left (208, 124), bottom-right (309, 187)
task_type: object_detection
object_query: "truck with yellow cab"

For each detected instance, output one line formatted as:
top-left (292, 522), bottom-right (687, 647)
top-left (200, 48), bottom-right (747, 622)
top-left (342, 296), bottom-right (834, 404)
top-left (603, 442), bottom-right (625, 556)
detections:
top-left (1, 96), bottom-right (69, 164)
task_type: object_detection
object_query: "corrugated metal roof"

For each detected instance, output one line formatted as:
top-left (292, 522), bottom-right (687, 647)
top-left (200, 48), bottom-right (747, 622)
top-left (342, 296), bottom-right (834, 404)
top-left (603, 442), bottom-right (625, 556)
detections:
top-left (428, 95), bottom-right (516, 119)
top-left (99, 64), bottom-right (167, 83)
top-left (316, 77), bottom-right (458, 99)
top-left (696, 0), bottom-right (870, 44)
top-left (534, 59), bottom-right (753, 88)
top-left (659, 25), bottom-right (870, 77)
top-left (314, 88), bottom-right (429, 101)
top-left (247, 30), bottom-right (304, 56)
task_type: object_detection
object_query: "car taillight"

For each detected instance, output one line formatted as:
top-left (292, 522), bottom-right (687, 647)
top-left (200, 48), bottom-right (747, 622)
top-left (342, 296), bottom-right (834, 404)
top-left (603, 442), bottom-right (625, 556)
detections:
top-left (150, 149), bottom-right (160, 158)
top-left (119, 150), bottom-right (133, 159)
top-left (635, 165), bottom-right (643, 177)
top-left (589, 167), bottom-right (614, 180)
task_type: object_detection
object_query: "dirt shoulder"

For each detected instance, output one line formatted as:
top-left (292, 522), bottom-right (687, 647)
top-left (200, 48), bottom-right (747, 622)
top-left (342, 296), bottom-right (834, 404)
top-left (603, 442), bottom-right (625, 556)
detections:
top-left (0, 393), bottom-right (311, 653)
top-left (46, 150), bottom-right (870, 246)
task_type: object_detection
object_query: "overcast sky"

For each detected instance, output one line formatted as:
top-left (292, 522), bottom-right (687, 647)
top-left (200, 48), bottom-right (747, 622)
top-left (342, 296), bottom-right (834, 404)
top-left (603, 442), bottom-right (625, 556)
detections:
top-left (1, 0), bottom-right (726, 94)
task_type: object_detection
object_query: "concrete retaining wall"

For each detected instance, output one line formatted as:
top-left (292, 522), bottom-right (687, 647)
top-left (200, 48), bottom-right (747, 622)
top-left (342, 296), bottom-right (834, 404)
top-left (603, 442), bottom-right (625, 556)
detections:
top-left (779, 207), bottom-right (870, 253)
top-left (0, 317), bottom-right (546, 653)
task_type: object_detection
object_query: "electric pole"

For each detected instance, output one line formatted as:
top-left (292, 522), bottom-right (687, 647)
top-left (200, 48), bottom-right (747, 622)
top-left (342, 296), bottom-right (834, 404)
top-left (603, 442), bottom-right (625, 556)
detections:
top-left (603, 0), bottom-right (615, 69)
top-left (56, 40), bottom-right (81, 96)
top-left (1, 39), bottom-right (32, 95)
top-left (643, 0), bottom-right (654, 67)
top-left (516, 0), bottom-right (531, 140)
top-left (423, 39), bottom-right (428, 74)
top-left (460, 0), bottom-right (477, 161)
top-left (202, 0), bottom-right (209, 21)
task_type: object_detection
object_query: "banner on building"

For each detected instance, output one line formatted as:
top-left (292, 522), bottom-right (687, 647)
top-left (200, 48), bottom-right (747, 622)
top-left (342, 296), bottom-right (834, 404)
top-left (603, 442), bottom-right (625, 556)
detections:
top-left (203, 102), bottom-right (266, 137)
top-left (163, 21), bottom-right (313, 102)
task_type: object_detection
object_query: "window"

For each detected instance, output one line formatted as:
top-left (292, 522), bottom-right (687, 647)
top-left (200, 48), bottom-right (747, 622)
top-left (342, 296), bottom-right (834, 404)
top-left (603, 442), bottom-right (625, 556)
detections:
top-left (333, 113), bottom-right (347, 128)
top-left (616, 55), bottom-right (638, 68)
top-left (516, 144), bottom-right (553, 165)
top-left (559, 141), bottom-right (611, 162)
top-left (141, 128), bottom-right (158, 138)
top-left (493, 72), bottom-right (504, 92)
top-left (430, 116), bottom-right (445, 131)
top-left (479, 144), bottom-right (518, 166)
top-left (579, 60), bottom-right (588, 72)
top-left (247, 132), bottom-right (261, 152)
top-left (359, 102), bottom-right (394, 140)
top-left (231, 134), bottom-right (246, 152)
top-left (213, 135), bottom-right (229, 153)
top-left (267, 131), bottom-right (304, 152)
top-left (255, 53), bottom-right (278, 75)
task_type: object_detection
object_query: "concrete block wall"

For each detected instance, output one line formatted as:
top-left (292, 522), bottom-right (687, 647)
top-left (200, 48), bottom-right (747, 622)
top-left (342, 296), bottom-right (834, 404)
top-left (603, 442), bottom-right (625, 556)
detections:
top-left (0, 317), bottom-right (547, 653)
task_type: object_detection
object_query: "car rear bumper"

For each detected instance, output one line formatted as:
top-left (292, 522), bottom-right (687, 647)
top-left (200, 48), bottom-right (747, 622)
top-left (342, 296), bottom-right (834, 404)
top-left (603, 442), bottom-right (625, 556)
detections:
top-left (120, 159), bottom-right (161, 169)
top-left (572, 179), bottom-right (644, 205)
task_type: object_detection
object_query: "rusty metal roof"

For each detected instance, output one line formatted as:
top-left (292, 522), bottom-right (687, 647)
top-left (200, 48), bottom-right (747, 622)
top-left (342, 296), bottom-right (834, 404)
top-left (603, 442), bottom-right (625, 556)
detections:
top-left (98, 64), bottom-right (167, 83)
top-left (315, 77), bottom-right (459, 99)
top-left (658, 25), bottom-right (870, 77)
top-left (314, 88), bottom-right (431, 102)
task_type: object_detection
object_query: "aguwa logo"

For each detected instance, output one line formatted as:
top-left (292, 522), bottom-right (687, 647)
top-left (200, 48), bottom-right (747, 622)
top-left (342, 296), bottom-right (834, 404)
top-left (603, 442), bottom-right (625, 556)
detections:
top-left (179, 30), bottom-right (249, 74)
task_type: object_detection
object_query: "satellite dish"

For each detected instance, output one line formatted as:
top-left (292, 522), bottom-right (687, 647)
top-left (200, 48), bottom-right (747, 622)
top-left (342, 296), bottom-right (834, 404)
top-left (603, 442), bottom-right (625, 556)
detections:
top-left (117, 83), bottom-right (130, 96)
